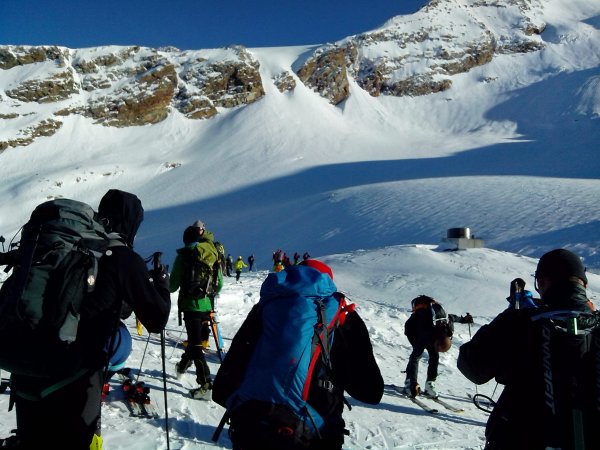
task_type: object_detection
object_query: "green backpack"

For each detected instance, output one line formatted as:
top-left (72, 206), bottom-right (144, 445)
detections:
top-left (181, 239), bottom-right (219, 298)
top-left (0, 198), bottom-right (123, 378)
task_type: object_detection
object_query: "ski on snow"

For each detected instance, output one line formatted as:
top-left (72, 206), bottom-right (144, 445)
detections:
top-left (424, 395), bottom-right (465, 413)
top-left (406, 395), bottom-right (439, 413)
top-left (386, 384), bottom-right (464, 414)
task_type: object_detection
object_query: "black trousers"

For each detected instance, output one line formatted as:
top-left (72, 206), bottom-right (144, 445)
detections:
top-left (405, 341), bottom-right (439, 385)
top-left (13, 369), bottom-right (102, 449)
top-left (180, 310), bottom-right (211, 385)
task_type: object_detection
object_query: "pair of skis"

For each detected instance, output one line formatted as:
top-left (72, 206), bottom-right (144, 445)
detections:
top-left (122, 379), bottom-right (159, 418)
top-left (109, 368), bottom-right (159, 418)
top-left (387, 384), bottom-right (464, 414)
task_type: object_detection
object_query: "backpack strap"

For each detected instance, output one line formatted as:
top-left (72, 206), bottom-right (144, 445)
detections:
top-left (302, 293), bottom-right (354, 401)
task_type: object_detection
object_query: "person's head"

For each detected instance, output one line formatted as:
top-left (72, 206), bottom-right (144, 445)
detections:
top-left (97, 189), bottom-right (144, 247)
top-left (535, 249), bottom-right (587, 295)
top-left (411, 294), bottom-right (435, 312)
top-left (299, 259), bottom-right (334, 280)
top-left (190, 220), bottom-right (205, 238)
top-left (183, 226), bottom-right (198, 245)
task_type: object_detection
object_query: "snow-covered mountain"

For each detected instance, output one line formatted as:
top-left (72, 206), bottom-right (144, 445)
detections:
top-left (0, 0), bottom-right (599, 271)
top-left (1, 1), bottom-right (600, 448)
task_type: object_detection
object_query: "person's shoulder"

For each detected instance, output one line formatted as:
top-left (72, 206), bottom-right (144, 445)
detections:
top-left (101, 246), bottom-right (148, 272)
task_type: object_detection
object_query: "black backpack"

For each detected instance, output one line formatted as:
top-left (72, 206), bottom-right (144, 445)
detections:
top-left (0, 198), bottom-right (123, 378)
top-left (530, 310), bottom-right (600, 449)
top-left (411, 295), bottom-right (454, 338)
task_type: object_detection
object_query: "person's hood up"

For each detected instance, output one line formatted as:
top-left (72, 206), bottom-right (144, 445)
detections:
top-left (97, 189), bottom-right (144, 247)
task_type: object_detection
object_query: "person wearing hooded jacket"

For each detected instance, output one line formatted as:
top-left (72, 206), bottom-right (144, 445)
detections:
top-left (458, 248), bottom-right (600, 450)
top-left (169, 223), bottom-right (223, 398)
top-left (5, 189), bottom-right (171, 450)
top-left (212, 259), bottom-right (383, 450)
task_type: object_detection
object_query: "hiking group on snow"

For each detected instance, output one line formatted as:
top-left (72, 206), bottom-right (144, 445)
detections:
top-left (0, 190), bottom-right (599, 449)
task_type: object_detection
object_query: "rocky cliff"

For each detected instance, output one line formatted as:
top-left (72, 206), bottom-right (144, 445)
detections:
top-left (0, 0), bottom-right (546, 150)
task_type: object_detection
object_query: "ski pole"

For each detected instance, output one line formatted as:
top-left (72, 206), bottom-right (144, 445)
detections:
top-left (168, 326), bottom-right (185, 359)
top-left (161, 330), bottom-right (171, 450)
top-left (467, 321), bottom-right (478, 396)
top-left (135, 332), bottom-right (152, 383)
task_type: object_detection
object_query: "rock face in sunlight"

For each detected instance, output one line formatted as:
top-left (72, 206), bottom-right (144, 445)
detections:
top-left (0, 0), bottom-right (547, 148)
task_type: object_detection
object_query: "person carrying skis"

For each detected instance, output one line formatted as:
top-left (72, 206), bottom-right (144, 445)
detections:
top-left (212, 259), bottom-right (383, 450)
top-left (458, 248), bottom-right (600, 450)
top-left (1, 189), bottom-right (171, 449)
top-left (402, 295), bottom-right (454, 398)
top-left (169, 223), bottom-right (223, 399)
top-left (234, 255), bottom-right (247, 281)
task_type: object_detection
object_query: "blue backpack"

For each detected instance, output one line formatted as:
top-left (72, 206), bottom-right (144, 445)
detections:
top-left (213, 265), bottom-right (354, 448)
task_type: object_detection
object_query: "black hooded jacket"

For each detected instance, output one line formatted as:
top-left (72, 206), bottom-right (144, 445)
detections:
top-left (12, 190), bottom-right (171, 396)
top-left (457, 281), bottom-right (600, 449)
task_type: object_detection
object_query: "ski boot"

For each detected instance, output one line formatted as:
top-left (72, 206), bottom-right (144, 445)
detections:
top-left (423, 380), bottom-right (438, 398)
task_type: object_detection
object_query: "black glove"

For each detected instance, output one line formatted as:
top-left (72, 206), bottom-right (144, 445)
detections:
top-left (150, 264), bottom-right (169, 290)
top-left (461, 313), bottom-right (474, 324)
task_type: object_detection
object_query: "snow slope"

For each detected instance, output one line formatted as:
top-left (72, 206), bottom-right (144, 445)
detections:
top-left (0, 0), bottom-right (599, 447)
top-left (2, 245), bottom-right (598, 449)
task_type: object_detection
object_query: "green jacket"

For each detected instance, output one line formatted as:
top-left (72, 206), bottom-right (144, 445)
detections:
top-left (169, 231), bottom-right (223, 312)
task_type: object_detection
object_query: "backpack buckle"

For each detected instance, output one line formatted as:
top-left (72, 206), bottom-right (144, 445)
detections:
top-left (318, 379), bottom-right (334, 392)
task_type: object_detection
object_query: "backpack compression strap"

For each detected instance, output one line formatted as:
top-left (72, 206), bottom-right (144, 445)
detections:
top-left (302, 294), bottom-right (355, 401)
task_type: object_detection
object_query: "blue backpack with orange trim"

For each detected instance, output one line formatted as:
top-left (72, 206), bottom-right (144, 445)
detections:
top-left (212, 265), bottom-right (355, 448)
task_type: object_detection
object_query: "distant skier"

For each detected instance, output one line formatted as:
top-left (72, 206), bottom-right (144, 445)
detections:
top-left (235, 256), bottom-right (247, 281)
top-left (225, 254), bottom-right (233, 277)
top-left (247, 254), bottom-right (255, 272)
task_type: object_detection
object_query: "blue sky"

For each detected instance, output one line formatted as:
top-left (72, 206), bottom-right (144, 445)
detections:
top-left (1, 0), bottom-right (425, 49)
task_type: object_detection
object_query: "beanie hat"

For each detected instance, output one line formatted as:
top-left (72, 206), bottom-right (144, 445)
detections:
top-left (191, 220), bottom-right (205, 230)
top-left (299, 259), bottom-right (333, 280)
top-left (536, 249), bottom-right (587, 284)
